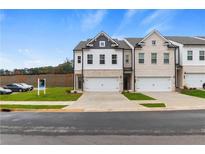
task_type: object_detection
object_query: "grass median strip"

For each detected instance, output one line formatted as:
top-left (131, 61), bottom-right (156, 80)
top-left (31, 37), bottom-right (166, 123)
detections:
top-left (122, 92), bottom-right (155, 100)
top-left (181, 89), bottom-right (205, 99)
top-left (0, 87), bottom-right (82, 101)
top-left (0, 104), bottom-right (67, 110)
top-left (140, 103), bottom-right (166, 108)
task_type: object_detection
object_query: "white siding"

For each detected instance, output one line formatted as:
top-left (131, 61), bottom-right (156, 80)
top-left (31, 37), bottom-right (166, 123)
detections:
top-left (83, 49), bottom-right (123, 70)
top-left (75, 51), bottom-right (82, 71)
top-left (182, 46), bottom-right (205, 66)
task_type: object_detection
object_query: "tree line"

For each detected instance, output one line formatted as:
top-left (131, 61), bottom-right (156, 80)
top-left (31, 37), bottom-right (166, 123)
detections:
top-left (0, 59), bottom-right (73, 76)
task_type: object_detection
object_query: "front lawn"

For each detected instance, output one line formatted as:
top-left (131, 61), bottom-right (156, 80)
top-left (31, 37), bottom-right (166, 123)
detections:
top-left (140, 103), bottom-right (166, 108)
top-left (0, 87), bottom-right (82, 101)
top-left (181, 89), bottom-right (205, 99)
top-left (0, 104), bottom-right (66, 110)
top-left (122, 92), bottom-right (155, 100)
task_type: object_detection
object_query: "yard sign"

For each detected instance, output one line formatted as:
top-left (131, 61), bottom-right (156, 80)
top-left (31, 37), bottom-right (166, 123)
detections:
top-left (37, 78), bottom-right (46, 95)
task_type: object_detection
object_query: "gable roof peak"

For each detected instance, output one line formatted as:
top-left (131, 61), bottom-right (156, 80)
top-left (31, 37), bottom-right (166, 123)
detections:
top-left (138, 29), bottom-right (170, 45)
top-left (86, 31), bottom-right (119, 47)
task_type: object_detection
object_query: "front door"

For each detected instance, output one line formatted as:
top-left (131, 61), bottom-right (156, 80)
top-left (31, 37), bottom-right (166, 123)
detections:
top-left (123, 74), bottom-right (131, 90)
top-left (78, 76), bottom-right (82, 89)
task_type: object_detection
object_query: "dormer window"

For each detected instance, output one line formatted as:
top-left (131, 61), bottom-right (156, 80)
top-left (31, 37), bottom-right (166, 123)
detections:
top-left (152, 40), bottom-right (156, 45)
top-left (99, 41), bottom-right (105, 47)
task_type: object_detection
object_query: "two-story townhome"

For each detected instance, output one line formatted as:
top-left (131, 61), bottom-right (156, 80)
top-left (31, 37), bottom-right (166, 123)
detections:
top-left (125, 30), bottom-right (178, 92)
top-left (73, 32), bottom-right (132, 92)
top-left (73, 30), bottom-right (205, 92)
top-left (166, 36), bottom-right (205, 89)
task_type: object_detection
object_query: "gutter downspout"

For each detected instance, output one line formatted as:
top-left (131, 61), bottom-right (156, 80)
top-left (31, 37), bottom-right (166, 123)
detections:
top-left (73, 50), bottom-right (75, 90)
top-left (122, 49), bottom-right (124, 91)
top-left (82, 49), bottom-right (84, 91)
top-left (133, 46), bottom-right (136, 92)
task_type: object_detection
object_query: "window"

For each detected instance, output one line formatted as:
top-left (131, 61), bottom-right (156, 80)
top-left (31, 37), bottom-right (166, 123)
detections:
top-left (99, 41), bottom-right (105, 47)
top-left (139, 53), bottom-right (144, 64)
top-left (99, 54), bottom-right (105, 64)
top-left (87, 54), bottom-right (93, 64)
top-left (199, 51), bottom-right (205, 60)
top-left (152, 40), bottom-right (156, 45)
top-left (151, 53), bottom-right (157, 64)
top-left (112, 54), bottom-right (117, 64)
top-left (125, 55), bottom-right (129, 64)
top-left (77, 56), bottom-right (81, 63)
top-left (187, 51), bottom-right (193, 60)
top-left (164, 53), bottom-right (169, 64)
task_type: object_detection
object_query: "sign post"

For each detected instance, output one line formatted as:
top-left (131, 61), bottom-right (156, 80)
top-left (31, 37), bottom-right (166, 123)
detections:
top-left (37, 78), bottom-right (46, 96)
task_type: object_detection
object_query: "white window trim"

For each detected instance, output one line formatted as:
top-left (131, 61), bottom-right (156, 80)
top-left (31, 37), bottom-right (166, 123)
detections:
top-left (187, 50), bottom-right (193, 61)
top-left (151, 53), bottom-right (157, 64)
top-left (164, 53), bottom-right (169, 64)
top-left (125, 55), bottom-right (129, 64)
top-left (87, 54), bottom-right (93, 64)
top-left (99, 41), bottom-right (106, 47)
top-left (152, 40), bottom-right (156, 45)
top-left (112, 54), bottom-right (117, 64)
top-left (99, 54), bottom-right (105, 64)
top-left (199, 51), bottom-right (205, 61)
top-left (138, 53), bottom-right (145, 64)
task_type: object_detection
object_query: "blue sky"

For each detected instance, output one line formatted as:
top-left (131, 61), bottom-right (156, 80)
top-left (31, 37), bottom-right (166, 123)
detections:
top-left (0, 9), bottom-right (205, 70)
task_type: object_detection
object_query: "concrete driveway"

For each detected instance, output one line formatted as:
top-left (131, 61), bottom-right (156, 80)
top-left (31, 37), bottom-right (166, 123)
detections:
top-left (65, 92), bottom-right (145, 111)
top-left (143, 92), bottom-right (205, 110)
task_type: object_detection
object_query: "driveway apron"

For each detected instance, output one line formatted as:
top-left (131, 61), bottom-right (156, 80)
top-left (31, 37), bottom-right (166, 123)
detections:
top-left (142, 92), bottom-right (205, 110)
top-left (65, 92), bottom-right (145, 111)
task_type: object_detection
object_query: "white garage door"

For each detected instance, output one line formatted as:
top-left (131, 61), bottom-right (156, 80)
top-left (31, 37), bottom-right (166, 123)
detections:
top-left (185, 73), bottom-right (205, 88)
top-left (136, 77), bottom-right (172, 92)
top-left (84, 77), bottom-right (120, 92)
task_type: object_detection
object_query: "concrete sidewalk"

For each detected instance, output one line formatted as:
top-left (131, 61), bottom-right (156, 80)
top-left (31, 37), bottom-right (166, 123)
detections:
top-left (0, 101), bottom-right (74, 105)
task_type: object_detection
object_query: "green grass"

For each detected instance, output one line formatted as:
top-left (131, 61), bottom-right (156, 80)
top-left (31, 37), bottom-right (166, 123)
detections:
top-left (140, 103), bottom-right (166, 108)
top-left (0, 104), bottom-right (66, 109)
top-left (181, 89), bottom-right (205, 99)
top-left (122, 92), bottom-right (155, 100)
top-left (0, 87), bottom-right (82, 101)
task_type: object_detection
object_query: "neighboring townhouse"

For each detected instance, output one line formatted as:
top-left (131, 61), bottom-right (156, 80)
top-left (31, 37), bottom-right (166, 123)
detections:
top-left (73, 30), bottom-right (205, 92)
top-left (166, 36), bottom-right (205, 89)
top-left (73, 32), bottom-right (132, 92)
top-left (125, 30), bottom-right (178, 92)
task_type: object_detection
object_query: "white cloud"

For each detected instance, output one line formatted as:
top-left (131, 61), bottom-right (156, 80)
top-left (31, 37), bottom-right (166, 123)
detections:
top-left (142, 10), bottom-right (177, 34)
top-left (113, 10), bottom-right (143, 37)
top-left (141, 10), bottom-right (176, 25)
top-left (18, 48), bottom-right (32, 55)
top-left (81, 10), bottom-right (107, 31)
top-left (124, 9), bottom-right (139, 19)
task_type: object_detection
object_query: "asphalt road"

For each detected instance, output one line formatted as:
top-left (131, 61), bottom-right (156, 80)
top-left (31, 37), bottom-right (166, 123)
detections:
top-left (1, 110), bottom-right (205, 144)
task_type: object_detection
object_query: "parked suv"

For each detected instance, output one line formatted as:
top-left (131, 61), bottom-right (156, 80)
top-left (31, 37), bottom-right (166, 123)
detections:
top-left (4, 83), bottom-right (28, 92)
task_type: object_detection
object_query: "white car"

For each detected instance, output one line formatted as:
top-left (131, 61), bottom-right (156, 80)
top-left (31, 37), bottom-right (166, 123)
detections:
top-left (0, 87), bottom-right (12, 95)
top-left (19, 83), bottom-right (34, 91)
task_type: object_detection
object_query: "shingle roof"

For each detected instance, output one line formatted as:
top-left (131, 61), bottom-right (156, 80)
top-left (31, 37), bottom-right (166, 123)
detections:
top-left (165, 36), bottom-right (205, 45)
top-left (74, 39), bottom-right (131, 51)
top-left (197, 36), bottom-right (205, 39)
top-left (125, 38), bottom-right (143, 46)
top-left (125, 36), bottom-right (205, 46)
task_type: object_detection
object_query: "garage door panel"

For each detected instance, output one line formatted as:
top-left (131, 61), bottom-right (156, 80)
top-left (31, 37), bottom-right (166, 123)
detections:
top-left (136, 77), bottom-right (172, 92)
top-left (84, 77), bottom-right (120, 92)
top-left (185, 74), bottom-right (205, 88)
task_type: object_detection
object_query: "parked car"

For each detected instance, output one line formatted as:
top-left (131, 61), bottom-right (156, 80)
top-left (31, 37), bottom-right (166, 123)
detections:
top-left (203, 83), bottom-right (205, 89)
top-left (4, 83), bottom-right (28, 92)
top-left (19, 83), bottom-right (34, 91)
top-left (0, 87), bottom-right (12, 95)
